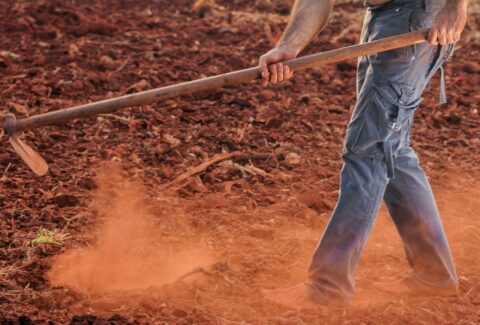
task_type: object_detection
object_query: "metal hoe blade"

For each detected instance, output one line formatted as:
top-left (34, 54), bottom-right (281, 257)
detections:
top-left (9, 135), bottom-right (49, 176)
top-left (3, 114), bottom-right (48, 176)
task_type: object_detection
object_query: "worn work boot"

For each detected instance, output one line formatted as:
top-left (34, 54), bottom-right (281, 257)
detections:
top-left (374, 277), bottom-right (458, 297)
top-left (262, 282), bottom-right (340, 309)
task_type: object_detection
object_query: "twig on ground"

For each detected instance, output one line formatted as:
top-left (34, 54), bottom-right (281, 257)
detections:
top-left (175, 267), bottom-right (213, 283)
top-left (99, 113), bottom-right (131, 122)
top-left (107, 56), bottom-right (131, 78)
top-left (220, 160), bottom-right (269, 178)
top-left (175, 266), bottom-right (234, 287)
top-left (170, 151), bottom-right (276, 185)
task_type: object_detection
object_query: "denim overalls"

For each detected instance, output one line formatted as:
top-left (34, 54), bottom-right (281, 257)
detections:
top-left (306, 0), bottom-right (458, 301)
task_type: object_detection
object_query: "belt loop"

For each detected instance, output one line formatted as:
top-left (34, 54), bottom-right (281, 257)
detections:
top-left (383, 142), bottom-right (395, 179)
top-left (439, 66), bottom-right (447, 104)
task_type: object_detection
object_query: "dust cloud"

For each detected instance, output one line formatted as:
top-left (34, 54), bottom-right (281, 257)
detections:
top-left (47, 165), bottom-right (214, 295)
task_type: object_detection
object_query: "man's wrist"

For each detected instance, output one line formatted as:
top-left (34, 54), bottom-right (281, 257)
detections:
top-left (446, 0), bottom-right (468, 10)
top-left (276, 42), bottom-right (302, 57)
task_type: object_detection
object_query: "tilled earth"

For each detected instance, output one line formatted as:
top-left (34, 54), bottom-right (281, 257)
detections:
top-left (0, 0), bottom-right (479, 324)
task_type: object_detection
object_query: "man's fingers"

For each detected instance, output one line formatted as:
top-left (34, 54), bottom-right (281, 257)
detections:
top-left (285, 65), bottom-right (293, 80)
top-left (270, 64), bottom-right (278, 84)
top-left (428, 28), bottom-right (438, 45)
top-left (277, 63), bottom-right (284, 82)
top-left (438, 29), bottom-right (447, 45)
top-left (259, 57), bottom-right (269, 83)
top-left (446, 30), bottom-right (455, 44)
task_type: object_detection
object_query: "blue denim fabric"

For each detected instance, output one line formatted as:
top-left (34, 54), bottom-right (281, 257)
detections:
top-left (306, 0), bottom-right (458, 301)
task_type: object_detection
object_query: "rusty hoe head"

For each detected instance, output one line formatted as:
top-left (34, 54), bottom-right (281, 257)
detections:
top-left (3, 114), bottom-right (49, 176)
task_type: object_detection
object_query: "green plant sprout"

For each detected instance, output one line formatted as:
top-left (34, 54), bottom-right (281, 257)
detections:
top-left (31, 228), bottom-right (69, 246)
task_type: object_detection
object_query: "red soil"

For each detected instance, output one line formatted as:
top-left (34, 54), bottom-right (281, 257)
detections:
top-left (0, 0), bottom-right (479, 323)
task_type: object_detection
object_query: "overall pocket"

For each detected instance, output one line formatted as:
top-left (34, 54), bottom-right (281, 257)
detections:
top-left (350, 83), bottom-right (421, 157)
top-left (367, 5), bottom-right (417, 64)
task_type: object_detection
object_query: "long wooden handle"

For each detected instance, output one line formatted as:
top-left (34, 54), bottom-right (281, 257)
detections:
top-left (7, 29), bottom-right (429, 134)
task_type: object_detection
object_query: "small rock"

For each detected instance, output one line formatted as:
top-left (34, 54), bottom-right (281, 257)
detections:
top-left (192, 0), bottom-right (217, 18)
top-left (260, 89), bottom-right (276, 100)
top-left (462, 62), bottom-right (480, 74)
top-left (31, 84), bottom-right (49, 97)
top-left (163, 134), bottom-right (181, 148)
top-left (126, 79), bottom-right (150, 93)
top-left (230, 98), bottom-right (252, 108)
top-left (158, 164), bottom-right (173, 178)
top-left (298, 190), bottom-right (333, 212)
top-left (292, 135), bottom-right (306, 147)
top-left (285, 152), bottom-right (301, 166)
top-left (72, 79), bottom-right (83, 90)
top-left (265, 118), bottom-right (283, 128)
top-left (156, 143), bottom-right (171, 155)
top-left (77, 177), bottom-right (96, 190)
top-left (100, 55), bottom-right (114, 65)
top-left (172, 308), bottom-right (188, 317)
top-left (69, 44), bottom-right (80, 57)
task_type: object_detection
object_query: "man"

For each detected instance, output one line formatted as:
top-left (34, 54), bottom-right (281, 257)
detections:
top-left (259, 0), bottom-right (468, 307)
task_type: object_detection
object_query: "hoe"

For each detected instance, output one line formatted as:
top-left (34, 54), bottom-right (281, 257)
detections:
top-left (2, 29), bottom-right (429, 176)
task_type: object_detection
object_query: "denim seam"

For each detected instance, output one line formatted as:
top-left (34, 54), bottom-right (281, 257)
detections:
top-left (350, 89), bottom-right (377, 155)
top-left (360, 158), bottom-right (382, 230)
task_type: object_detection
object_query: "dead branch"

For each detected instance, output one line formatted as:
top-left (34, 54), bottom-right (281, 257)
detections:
top-left (170, 151), bottom-right (276, 185)
top-left (175, 267), bottom-right (213, 283)
top-left (175, 266), bottom-right (235, 287)
top-left (220, 160), bottom-right (269, 178)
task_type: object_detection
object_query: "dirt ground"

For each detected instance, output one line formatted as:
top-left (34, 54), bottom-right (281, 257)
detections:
top-left (0, 0), bottom-right (479, 324)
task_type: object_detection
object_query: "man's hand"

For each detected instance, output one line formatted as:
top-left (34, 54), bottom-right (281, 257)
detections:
top-left (258, 46), bottom-right (298, 87)
top-left (428, 0), bottom-right (468, 45)
top-left (257, 0), bottom-right (334, 87)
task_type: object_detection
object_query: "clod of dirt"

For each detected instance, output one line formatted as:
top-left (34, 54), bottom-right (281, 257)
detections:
top-left (265, 118), bottom-right (283, 128)
top-left (0, 57), bottom-right (8, 68)
top-left (172, 309), bottom-right (188, 317)
top-left (307, 210), bottom-right (327, 229)
top-left (248, 224), bottom-right (275, 239)
top-left (53, 194), bottom-right (80, 207)
top-left (297, 190), bottom-right (334, 213)
top-left (77, 178), bottom-right (97, 190)
top-left (71, 315), bottom-right (98, 324)
top-left (193, 0), bottom-right (217, 18)
top-left (285, 152), bottom-right (302, 166)
top-left (99, 55), bottom-right (115, 68)
top-left (462, 62), bottom-right (480, 74)
top-left (259, 89), bottom-right (275, 100)
top-left (31, 84), bottom-right (49, 96)
top-left (126, 79), bottom-right (150, 93)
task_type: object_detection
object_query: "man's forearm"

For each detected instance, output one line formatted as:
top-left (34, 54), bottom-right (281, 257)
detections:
top-left (446, 0), bottom-right (468, 9)
top-left (277, 0), bottom-right (334, 55)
